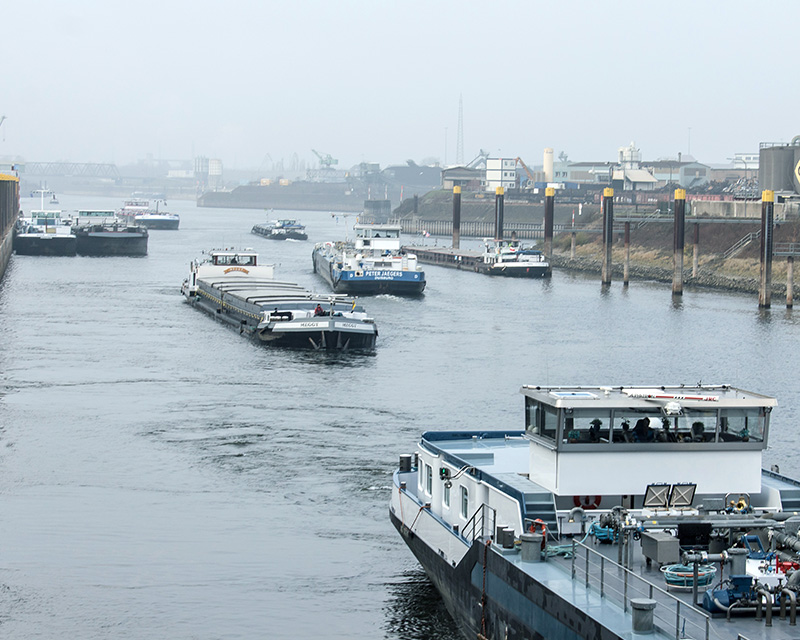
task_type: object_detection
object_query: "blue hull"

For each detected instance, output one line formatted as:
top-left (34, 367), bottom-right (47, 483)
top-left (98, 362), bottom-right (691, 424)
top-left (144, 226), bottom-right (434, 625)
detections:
top-left (313, 248), bottom-right (425, 296)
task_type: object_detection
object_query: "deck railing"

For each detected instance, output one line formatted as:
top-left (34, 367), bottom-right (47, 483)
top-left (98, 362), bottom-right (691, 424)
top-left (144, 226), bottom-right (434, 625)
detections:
top-left (463, 503), bottom-right (496, 543)
top-left (570, 540), bottom-right (711, 640)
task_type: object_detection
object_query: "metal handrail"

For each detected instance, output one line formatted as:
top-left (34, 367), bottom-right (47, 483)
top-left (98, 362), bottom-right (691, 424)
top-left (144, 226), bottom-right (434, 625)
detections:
top-left (723, 231), bottom-right (761, 259)
top-left (463, 503), bottom-right (497, 543)
top-left (569, 540), bottom-right (710, 640)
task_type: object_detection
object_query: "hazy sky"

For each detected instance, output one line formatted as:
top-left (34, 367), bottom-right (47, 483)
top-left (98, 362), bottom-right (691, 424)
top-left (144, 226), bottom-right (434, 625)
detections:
top-left (1, 1), bottom-right (797, 171)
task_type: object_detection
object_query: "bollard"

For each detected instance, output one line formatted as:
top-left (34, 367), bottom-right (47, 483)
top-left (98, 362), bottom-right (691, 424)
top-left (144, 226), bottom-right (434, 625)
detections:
top-left (673, 189), bottom-right (686, 295)
top-left (452, 186), bottom-right (461, 249)
top-left (502, 528), bottom-right (516, 549)
top-left (630, 598), bottom-right (657, 634)
top-left (520, 532), bottom-right (543, 562)
top-left (623, 221), bottom-right (630, 286)
top-left (759, 190), bottom-right (775, 308)
top-left (601, 188), bottom-right (614, 285)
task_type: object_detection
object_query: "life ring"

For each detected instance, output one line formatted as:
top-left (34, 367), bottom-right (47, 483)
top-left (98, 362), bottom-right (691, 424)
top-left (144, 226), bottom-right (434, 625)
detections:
top-left (528, 518), bottom-right (547, 535)
top-left (574, 495), bottom-right (602, 510)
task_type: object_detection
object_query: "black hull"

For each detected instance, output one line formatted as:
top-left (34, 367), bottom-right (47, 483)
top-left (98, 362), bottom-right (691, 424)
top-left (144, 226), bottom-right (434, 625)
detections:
top-left (476, 265), bottom-right (551, 278)
top-left (188, 295), bottom-right (376, 351)
top-left (390, 509), bottom-right (619, 640)
top-left (75, 234), bottom-right (148, 256)
top-left (14, 235), bottom-right (77, 256)
top-left (252, 229), bottom-right (308, 241)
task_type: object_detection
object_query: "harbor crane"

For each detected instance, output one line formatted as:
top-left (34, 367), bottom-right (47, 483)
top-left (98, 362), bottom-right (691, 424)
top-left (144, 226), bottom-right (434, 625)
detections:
top-left (312, 149), bottom-right (338, 168)
top-left (514, 157), bottom-right (537, 188)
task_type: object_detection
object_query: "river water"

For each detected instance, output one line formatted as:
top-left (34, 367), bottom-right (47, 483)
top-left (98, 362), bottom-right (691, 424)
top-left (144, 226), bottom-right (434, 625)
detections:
top-left (1, 195), bottom-right (799, 639)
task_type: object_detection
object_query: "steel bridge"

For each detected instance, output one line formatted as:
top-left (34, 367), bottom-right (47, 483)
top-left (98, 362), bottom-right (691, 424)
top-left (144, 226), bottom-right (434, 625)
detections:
top-left (24, 162), bottom-right (120, 179)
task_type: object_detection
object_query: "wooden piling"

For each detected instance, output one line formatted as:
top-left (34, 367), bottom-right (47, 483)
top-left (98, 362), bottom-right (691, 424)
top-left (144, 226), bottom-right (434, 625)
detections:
top-left (601, 188), bottom-right (614, 285)
top-left (673, 189), bottom-right (686, 296)
top-left (623, 221), bottom-right (630, 286)
top-left (494, 187), bottom-right (504, 241)
top-left (452, 186), bottom-right (461, 249)
top-left (692, 223), bottom-right (700, 278)
top-left (544, 187), bottom-right (555, 258)
top-left (759, 190), bottom-right (775, 308)
top-left (787, 256), bottom-right (794, 308)
top-left (570, 232), bottom-right (576, 259)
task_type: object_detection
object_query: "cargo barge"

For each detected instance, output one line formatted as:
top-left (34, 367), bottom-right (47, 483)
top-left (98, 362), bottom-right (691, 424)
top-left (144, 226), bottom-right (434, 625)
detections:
top-left (181, 249), bottom-right (378, 350)
top-left (405, 237), bottom-right (551, 278)
top-left (391, 383), bottom-right (800, 640)
top-left (14, 210), bottom-right (76, 256)
top-left (73, 210), bottom-right (148, 256)
top-left (313, 224), bottom-right (425, 295)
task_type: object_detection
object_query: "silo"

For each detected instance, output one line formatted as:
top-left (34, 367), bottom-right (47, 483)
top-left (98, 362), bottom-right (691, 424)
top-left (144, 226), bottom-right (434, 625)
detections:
top-left (543, 148), bottom-right (554, 183)
top-left (794, 144), bottom-right (800, 194)
top-left (759, 144), bottom-right (795, 192)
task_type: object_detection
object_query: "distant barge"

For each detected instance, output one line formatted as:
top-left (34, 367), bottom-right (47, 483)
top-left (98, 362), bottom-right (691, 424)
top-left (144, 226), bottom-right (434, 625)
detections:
top-left (405, 238), bottom-right (551, 278)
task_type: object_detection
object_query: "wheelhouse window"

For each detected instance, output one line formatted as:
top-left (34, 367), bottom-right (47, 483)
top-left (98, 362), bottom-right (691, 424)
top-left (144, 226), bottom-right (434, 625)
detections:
top-left (612, 409), bottom-right (663, 443)
top-left (460, 486), bottom-right (469, 518)
top-left (563, 409), bottom-right (612, 443)
top-left (719, 407), bottom-right (766, 442)
top-left (425, 464), bottom-right (432, 495)
top-left (526, 399), bottom-right (558, 441)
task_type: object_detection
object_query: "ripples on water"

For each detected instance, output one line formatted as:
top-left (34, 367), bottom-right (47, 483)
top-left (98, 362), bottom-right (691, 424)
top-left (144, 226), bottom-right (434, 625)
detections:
top-left (1, 196), bottom-right (800, 638)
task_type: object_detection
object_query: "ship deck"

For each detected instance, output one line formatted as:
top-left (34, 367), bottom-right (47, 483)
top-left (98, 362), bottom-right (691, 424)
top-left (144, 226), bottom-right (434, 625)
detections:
top-left (542, 539), bottom-right (796, 640)
top-left (426, 430), bottom-right (800, 639)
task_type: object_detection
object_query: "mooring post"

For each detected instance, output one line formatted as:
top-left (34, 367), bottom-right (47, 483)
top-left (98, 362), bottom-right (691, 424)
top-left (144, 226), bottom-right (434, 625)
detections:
top-left (544, 187), bottom-right (555, 259)
top-left (494, 187), bottom-right (504, 241)
top-left (623, 221), bottom-right (630, 286)
top-left (759, 190), bottom-right (775, 308)
top-left (673, 188), bottom-right (686, 295)
top-left (692, 223), bottom-right (700, 277)
top-left (452, 186), bottom-right (461, 249)
top-left (788, 256), bottom-right (794, 308)
top-left (601, 188), bottom-right (614, 285)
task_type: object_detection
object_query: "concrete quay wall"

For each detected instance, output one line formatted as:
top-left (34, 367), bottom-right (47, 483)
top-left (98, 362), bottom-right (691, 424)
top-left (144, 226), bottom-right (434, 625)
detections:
top-left (0, 174), bottom-right (19, 282)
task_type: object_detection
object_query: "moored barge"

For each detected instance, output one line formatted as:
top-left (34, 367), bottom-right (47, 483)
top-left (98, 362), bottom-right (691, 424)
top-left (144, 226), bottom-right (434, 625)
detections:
top-left (73, 210), bottom-right (148, 256)
top-left (406, 237), bottom-right (550, 278)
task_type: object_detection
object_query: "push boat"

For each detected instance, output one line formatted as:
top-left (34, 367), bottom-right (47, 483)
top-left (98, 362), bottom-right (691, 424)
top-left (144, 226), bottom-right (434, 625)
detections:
top-left (14, 210), bottom-right (76, 256)
top-left (476, 237), bottom-right (550, 278)
top-left (252, 219), bottom-right (308, 241)
top-left (312, 224), bottom-right (425, 295)
top-left (73, 210), bottom-right (148, 256)
top-left (181, 249), bottom-right (378, 350)
top-left (391, 384), bottom-right (800, 640)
